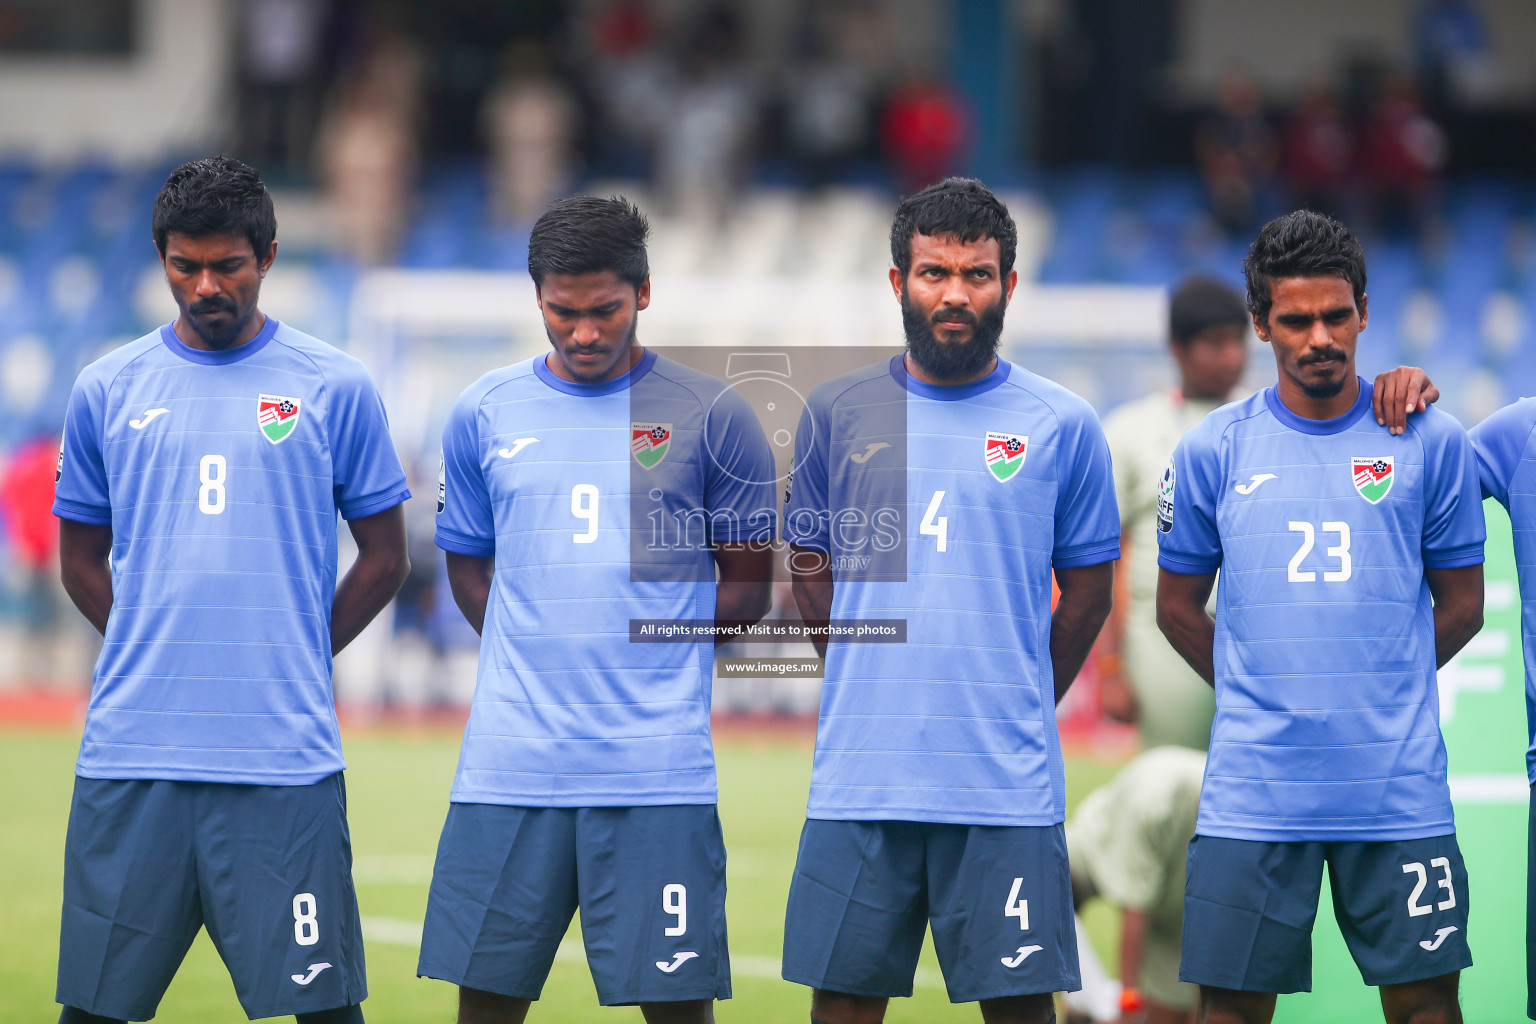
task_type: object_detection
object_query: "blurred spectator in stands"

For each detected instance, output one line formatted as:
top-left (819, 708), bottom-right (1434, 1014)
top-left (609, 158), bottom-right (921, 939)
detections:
top-left (316, 23), bottom-right (424, 264)
top-left (238, 0), bottom-right (331, 179)
top-left (880, 76), bottom-right (969, 195)
top-left (780, 4), bottom-right (876, 187)
top-left (1356, 73), bottom-right (1446, 238)
top-left (1, 435), bottom-right (66, 685)
top-left (481, 39), bottom-right (581, 225)
top-left (654, 2), bottom-right (757, 220)
top-left (1281, 81), bottom-right (1353, 219)
top-left (1413, 0), bottom-right (1494, 112)
top-left (1194, 71), bottom-right (1277, 235)
top-left (581, 0), bottom-right (670, 179)
top-left (1098, 276), bottom-right (1247, 753)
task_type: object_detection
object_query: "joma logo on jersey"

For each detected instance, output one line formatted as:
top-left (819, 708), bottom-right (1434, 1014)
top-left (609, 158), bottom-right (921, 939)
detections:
top-left (983, 432), bottom-right (1028, 482)
top-left (1352, 456), bottom-right (1394, 504)
top-left (257, 394), bottom-right (301, 444)
top-left (631, 423), bottom-right (672, 469)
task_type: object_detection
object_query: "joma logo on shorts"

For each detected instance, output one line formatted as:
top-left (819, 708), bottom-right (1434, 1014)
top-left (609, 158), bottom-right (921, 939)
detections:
top-left (655, 951), bottom-right (698, 973)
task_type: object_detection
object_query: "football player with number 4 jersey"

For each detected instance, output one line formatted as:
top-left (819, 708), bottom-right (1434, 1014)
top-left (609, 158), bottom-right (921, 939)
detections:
top-left (51, 158), bottom-right (411, 1024)
top-left (781, 178), bottom-right (1119, 1024)
top-left (1156, 210), bottom-right (1485, 1024)
top-left (418, 196), bottom-right (776, 1024)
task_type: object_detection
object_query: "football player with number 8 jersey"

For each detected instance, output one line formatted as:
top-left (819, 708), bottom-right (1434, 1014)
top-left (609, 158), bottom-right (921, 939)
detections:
top-left (1156, 210), bottom-right (1485, 1024)
top-left (51, 158), bottom-right (411, 1024)
top-left (418, 196), bottom-right (777, 1024)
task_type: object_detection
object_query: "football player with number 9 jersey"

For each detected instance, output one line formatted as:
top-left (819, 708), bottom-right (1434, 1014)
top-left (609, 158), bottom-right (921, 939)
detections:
top-left (417, 196), bottom-right (776, 1024)
top-left (1157, 210), bottom-right (1484, 1024)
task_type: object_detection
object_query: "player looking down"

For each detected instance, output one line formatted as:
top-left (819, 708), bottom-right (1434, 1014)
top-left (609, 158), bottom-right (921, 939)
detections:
top-left (418, 195), bottom-right (776, 1024)
top-left (1156, 209), bottom-right (1484, 1024)
top-left (52, 156), bottom-right (411, 1024)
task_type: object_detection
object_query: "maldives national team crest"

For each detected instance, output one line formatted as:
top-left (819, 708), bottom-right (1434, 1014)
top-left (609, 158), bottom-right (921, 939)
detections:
top-left (1352, 456), bottom-right (1394, 504)
top-left (984, 432), bottom-right (1029, 482)
top-left (631, 422), bottom-right (672, 469)
top-left (257, 394), bottom-right (301, 444)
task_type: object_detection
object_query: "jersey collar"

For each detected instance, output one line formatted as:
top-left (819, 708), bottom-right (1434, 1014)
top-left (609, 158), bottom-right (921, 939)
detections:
top-left (158, 316), bottom-right (279, 364)
top-left (534, 347), bottom-right (657, 397)
top-left (888, 352), bottom-right (1010, 401)
top-left (1264, 376), bottom-right (1373, 435)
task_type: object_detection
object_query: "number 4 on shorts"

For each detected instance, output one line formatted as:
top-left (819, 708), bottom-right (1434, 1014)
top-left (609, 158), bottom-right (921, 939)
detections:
top-left (1005, 877), bottom-right (1029, 930)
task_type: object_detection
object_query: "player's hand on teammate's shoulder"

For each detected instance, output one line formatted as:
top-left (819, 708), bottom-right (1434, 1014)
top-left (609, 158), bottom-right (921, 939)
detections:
top-left (1373, 366), bottom-right (1440, 436)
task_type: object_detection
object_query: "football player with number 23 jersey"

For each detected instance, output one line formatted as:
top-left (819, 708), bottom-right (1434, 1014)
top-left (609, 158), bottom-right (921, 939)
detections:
top-left (1157, 210), bottom-right (1484, 1024)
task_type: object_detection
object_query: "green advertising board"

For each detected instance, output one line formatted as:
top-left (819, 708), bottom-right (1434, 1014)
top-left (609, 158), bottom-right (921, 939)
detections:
top-left (1274, 499), bottom-right (1528, 1023)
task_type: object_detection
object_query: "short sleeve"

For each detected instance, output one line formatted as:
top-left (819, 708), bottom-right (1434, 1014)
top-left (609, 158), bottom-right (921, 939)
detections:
top-left (435, 386), bottom-right (495, 557)
top-left (1469, 399), bottom-right (1536, 509)
top-left (53, 371), bottom-right (112, 524)
top-left (1052, 404), bottom-right (1120, 568)
top-left (783, 396), bottom-right (831, 553)
top-left (702, 386), bottom-right (777, 544)
top-left (1156, 426), bottom-right (1223, 575)
top-left (328, 363), bottom-right (410, 520)
top-left (1420, 415), bottom-right (1486, 569)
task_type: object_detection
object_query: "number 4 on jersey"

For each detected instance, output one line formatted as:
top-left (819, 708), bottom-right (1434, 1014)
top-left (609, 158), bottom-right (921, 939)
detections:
top-left (921, 490), bottom-right (947, 552)
top-left (1005, 876), bottom-right (1029, 930)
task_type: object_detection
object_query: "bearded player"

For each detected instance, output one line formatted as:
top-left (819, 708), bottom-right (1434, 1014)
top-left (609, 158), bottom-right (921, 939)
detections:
top-left (52, 157), bottom-right (410, 1024)
top-left (417, 195), bottom-right (776, 1023)
top-left (1157, 209), bottom-right (1484, 1024)
top-left (780, 177), bottom-right (1117, 1024)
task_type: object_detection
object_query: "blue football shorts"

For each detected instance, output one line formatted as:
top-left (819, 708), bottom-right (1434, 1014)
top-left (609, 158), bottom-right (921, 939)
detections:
top-left (417, 803), bottom-right (730, 1005)
top-left (1181, 833), bottom-right (1472, 992)
top-left (56, 773), bottom-right (366, 1021)
top-left (781, 819), bottom-right (1079, 1003)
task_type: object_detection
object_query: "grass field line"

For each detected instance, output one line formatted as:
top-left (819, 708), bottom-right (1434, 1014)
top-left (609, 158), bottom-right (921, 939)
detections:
top-left (359, 916), bottom-right (947, 990)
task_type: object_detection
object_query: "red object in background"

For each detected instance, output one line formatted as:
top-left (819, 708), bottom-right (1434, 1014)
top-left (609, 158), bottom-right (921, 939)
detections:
top-left (1282, 93), bottom-right (1352, 202)
top-left (881, 80), bottom-right (970, 193)
top-left (1, 436), bottom-right (62, 570)
top-left (1357, 87), bottom-right (1445, 197)
top-left (593, 0), bottom-right (653, 57)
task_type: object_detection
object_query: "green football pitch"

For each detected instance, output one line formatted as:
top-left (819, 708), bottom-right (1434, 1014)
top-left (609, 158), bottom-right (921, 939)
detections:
top-left (3, 721), bottom-right (1527, 1024)
top-left (0, 727), bottom-right (1128, 1024)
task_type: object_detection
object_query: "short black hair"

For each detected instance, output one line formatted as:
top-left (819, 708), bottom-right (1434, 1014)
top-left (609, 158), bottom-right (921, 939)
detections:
top-left (152, 156), bottom-right (276, 258)
top-left (527, 195), bottom-right (650, 291)
top-left (889, 177), bottom-right (1017, 281)
top-left (1170, 274), bottom-right (1249, 345)
top-left (1244, 210), bottom-right (1366, 326)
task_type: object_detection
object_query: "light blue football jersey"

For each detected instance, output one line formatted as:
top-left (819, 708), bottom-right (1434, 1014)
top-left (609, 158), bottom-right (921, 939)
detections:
top-left (53, 318), bottom-right (411, 785)
top-left (784, 355), bottom-right (1120, 826)
top-left (1469, 397), bottom-right (1536, 783)
top-left (436, 349), bottom-right (776, 807)
top-left (1158, 381), bottom-right (1484, 841)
